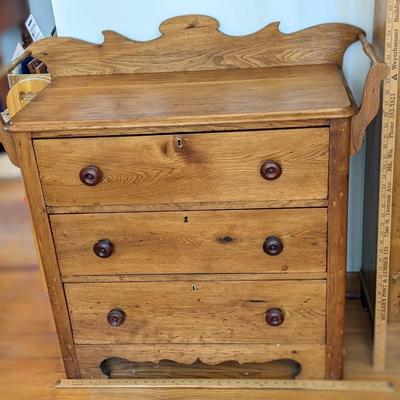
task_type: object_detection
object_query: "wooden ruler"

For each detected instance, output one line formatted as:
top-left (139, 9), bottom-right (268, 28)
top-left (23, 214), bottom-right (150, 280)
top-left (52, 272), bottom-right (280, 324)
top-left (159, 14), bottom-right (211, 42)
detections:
top-left (56, 378), bottom-right (394, 392)
top-left (374, 0), bottom-right (400, 371)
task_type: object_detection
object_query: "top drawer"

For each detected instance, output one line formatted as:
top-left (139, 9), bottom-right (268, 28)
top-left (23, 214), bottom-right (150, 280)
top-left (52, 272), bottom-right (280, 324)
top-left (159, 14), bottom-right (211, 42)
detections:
top-left (34, 128), bottom-right (328, 208)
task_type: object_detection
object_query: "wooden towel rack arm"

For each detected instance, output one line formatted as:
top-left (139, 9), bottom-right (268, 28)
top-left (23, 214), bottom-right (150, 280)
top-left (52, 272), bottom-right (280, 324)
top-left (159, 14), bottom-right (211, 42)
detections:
top-left (358, 33), bottom-right (380, 65)
top-left (350, 33), bottom-right (389, 154)
top-left (0, 49), bottom-right (32, 81)
top-left (0, 49), bottom-right (32, 167)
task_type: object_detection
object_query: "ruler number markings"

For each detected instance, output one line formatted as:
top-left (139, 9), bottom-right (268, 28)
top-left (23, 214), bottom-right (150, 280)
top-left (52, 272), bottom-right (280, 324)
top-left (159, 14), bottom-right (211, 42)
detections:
top-left (56, 378), bottom-right (394, 392)
top-left (374, 0), bottom-right (400, 370)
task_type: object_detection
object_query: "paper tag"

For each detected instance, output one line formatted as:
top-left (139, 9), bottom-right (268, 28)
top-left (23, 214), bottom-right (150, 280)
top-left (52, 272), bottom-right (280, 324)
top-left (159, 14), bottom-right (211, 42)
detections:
top-left (25, 14), bottom-right (45, 41)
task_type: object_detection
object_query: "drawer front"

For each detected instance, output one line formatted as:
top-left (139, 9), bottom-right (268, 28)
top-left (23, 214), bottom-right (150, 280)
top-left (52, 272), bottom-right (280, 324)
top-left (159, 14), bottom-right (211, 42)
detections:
top-left (35, 128), bottom-right (328, 207)
top-left (52, 208), bottom-right (327, 277)
top-left (76, 343), bottom-right (327, 379)
top-left (65, 280), bottom-right (326, 345)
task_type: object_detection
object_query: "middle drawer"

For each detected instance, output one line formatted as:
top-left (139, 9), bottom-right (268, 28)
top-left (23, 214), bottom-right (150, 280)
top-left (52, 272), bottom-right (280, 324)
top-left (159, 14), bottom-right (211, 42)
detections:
top-left (51, 208), bottom-right (327, 278)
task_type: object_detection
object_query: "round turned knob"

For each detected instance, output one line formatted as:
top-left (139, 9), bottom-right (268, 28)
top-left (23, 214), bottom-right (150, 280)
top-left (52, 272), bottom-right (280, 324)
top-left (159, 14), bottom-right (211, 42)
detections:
top-left (79, 165), bottom-right (102, 186)
top-left (265, 308), bottom-right (284, 326)
top-left (107, 308), bottom-right (125, 327)
top-left (93, 239), bottom-right (114, 258)
top-left (260, 161), bottom-right (282, 181)
top-left (263, 236), bottom-right (283, 256)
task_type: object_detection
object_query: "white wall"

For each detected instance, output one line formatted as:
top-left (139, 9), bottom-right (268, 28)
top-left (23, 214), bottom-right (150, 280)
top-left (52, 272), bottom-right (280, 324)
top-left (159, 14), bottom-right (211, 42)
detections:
top-left (51, 0), bottom-right (375, 271)
top-left (0, 28), bottom-right (21, 64)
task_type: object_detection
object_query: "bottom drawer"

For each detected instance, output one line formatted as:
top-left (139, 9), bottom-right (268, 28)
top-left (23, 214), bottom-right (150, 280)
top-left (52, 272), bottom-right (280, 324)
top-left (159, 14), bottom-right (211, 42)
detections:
top-left (66, 280), bottom-right (326, 345)
top-left (76, 343), bottom-right (327, 380)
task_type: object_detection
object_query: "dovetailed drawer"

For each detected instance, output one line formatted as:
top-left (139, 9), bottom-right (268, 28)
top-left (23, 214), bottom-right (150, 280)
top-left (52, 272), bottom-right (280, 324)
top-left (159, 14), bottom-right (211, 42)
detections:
top-left (65, 280), bottom-right (326, 345)
top-left (34, 128), bottom-right (328, 209)
top-left (51, 208), bottom-right (327, 278)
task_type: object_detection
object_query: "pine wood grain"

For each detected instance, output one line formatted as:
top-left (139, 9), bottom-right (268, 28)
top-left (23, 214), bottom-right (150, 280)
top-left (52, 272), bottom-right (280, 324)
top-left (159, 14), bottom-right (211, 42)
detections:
top-left (99, 358), bottom-right (301, 380)
top-left (34, 128), bottom-right (329, 208)
top-left (12, 133), bottom-right (80, 378)
top-left (51, 208), bottom-right (327, 277)
top-left (62, 272), bottom-right (327, 284)
top-left (75, 343), bottom-right (326, 380)
top-left (0, 184), bottom-right (396, 394)
top-left (1, 74), bottom-right (49, 168)
top-left (0, 202), bottom-right (398, 400)
top-left (26, 16), bottom-right (363, 77)
top-left (46, 198), bottom-right (329, 214)
top-left (6, 78), bottom-right (50, 119)
top-left (30, 120), bottom-right (332, 139)
top-left (8, 65), bottom-right (356, 134)
top-left (326, 119), bottom-right (351, 379)
top-left (65, 280), bottom-right (326, 345)
top-left (350, 61), bottom-right (388, 154)
top-left (0, 125), bottom-right (19, 166)
top-left (1, 16), bottom-right (384, 384)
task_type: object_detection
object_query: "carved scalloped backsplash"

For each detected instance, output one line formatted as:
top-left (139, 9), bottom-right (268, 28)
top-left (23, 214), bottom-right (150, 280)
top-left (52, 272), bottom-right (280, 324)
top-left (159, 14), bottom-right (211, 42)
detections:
top-left (28, 15), bottom-right (364, 77)
top-left (99, 357), bottom-right (302, 379)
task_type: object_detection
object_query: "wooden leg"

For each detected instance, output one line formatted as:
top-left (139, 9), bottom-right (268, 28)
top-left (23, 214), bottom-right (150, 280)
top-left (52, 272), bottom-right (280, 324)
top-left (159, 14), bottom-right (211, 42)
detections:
top-left (13, 132), bottom-right (80, 378)
top-left (326, 118), bottom-right (351, 379)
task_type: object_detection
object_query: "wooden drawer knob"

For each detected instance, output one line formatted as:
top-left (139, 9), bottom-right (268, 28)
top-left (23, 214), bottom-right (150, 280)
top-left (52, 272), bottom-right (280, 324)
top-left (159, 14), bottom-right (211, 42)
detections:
top-left (265, 308), bottom-right (284, 326)
top-left (80, 165), bottom-right (102, 186)
top-left (260, 161), bottom-right (282, 181)
top-left (107, 308), bottom-right (125, 327)
top-left (263, 236), bottom-right (283, 256)
top-left (93, 239), bottom-right (114, 258)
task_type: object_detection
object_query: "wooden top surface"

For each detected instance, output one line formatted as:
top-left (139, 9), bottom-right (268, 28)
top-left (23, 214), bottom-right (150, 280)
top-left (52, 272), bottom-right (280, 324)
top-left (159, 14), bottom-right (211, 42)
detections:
top-left (9, 64), bottom-right (356, 134)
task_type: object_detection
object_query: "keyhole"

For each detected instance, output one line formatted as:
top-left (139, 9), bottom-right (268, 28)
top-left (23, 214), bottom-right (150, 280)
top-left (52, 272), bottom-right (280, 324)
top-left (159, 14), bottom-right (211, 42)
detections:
top-left (176, 138), bottom-right (183, 147)
top-left (184, 216), bottom-right (189, 223)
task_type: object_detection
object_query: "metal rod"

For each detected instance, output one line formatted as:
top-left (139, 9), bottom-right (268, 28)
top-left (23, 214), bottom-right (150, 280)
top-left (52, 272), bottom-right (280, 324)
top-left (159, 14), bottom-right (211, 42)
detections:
top-left (0, 110), bottom-right (8, 127)
top-left (0, 115), bottom-right (6, 127)
top-left (358, 33), bottom-right (380, 65)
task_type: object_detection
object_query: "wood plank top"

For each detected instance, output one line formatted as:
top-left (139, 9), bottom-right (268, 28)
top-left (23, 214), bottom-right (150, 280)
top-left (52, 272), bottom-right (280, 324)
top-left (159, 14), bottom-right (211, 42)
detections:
top-left (9, 64), bottom-right (357, 135)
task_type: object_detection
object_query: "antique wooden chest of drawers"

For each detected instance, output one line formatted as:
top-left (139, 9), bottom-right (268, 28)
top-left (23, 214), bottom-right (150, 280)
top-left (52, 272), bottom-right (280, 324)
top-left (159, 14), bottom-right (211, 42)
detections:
top-left (0, 15), bottom-right (387, 380)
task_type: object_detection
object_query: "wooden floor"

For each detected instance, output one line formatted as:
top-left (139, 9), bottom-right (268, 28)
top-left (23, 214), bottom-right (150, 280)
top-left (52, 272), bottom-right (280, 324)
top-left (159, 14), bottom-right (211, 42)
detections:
top-left (0, 179), bottom-right (399, 399)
